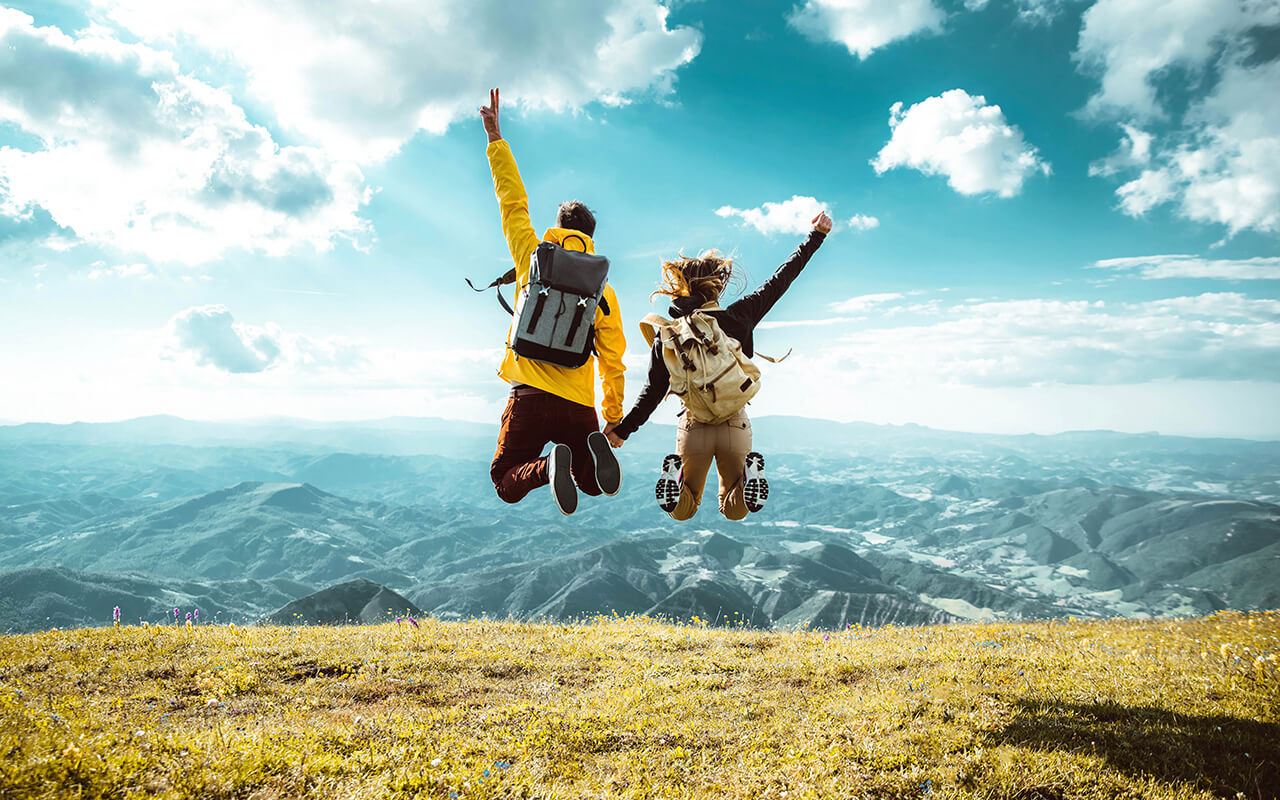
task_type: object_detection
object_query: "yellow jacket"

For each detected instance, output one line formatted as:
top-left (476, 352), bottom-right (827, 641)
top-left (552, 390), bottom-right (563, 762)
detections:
top-left (486, 139), bottom-right (626, 422)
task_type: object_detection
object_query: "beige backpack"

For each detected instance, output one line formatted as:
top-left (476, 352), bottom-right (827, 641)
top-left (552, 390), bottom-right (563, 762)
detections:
top-left (639, 309), bottom-right (785, 425)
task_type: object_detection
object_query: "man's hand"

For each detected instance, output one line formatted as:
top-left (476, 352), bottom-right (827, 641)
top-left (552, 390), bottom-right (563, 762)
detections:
top-left (603, 422), bottom-right (624, 448)
top-left (480, 87), bottom-right (502, 143)
top-left (812, 211), bottom-right (833, 235)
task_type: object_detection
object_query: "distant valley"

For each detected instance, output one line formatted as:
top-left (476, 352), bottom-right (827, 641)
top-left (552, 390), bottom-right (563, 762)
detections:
top-left (1, 415), bottom-right (1277, 632)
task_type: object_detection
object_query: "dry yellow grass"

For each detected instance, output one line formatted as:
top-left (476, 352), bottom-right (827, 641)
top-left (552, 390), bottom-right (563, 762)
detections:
top-left (1, 611), bottom-right (1278, 799)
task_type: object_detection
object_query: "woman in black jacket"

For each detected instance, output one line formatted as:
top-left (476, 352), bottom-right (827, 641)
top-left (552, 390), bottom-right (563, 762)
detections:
top-left (605, 211), bottom-right (832, 519)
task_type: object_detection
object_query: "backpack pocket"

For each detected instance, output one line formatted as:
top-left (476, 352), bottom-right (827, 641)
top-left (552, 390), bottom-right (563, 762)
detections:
top-left (512, 283), bottom-right (597, 368)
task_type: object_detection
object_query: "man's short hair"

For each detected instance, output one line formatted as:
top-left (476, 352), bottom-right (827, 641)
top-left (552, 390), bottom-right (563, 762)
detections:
top-left (556, 200), bottom-right (596, 238)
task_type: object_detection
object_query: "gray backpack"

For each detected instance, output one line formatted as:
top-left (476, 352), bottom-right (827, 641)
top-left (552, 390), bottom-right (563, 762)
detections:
top-left (468, 235), bottom-right (611, 369)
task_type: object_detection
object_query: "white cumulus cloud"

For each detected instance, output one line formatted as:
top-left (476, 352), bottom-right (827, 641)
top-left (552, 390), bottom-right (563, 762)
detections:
top-left (165, 304), bottom-right (365, 374)
top-left (716, 195), bottom-right (830, 235)
top-left (94, 0), bottom-right (703, 163)
top-left (847, 213), bottom-right (880, 231)
top-left (0, 9), bottom-right (371, 265)
top-left (1090, 254), bottom-right (1280, 281)
top-left (1077, 0), bottom-right (1280, 235)
top-left (871, 89), bottom-right (1050, 197)
top-left (787, 0), bottom-right (946, 59)
top-left (1075, 0), bottom-right (1277, 119)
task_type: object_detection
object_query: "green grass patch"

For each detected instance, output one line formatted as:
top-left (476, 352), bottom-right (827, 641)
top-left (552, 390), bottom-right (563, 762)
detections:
top-left (1, 612), bottom-right (1277, 798)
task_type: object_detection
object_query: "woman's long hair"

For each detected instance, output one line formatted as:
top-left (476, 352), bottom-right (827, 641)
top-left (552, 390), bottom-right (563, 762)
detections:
top-left (651, 250), bottom-right (744, 306)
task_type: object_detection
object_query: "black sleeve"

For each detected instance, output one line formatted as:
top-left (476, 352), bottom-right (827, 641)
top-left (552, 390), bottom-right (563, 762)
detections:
top-left (612, 341), bottom-right (670, 440)
top-left (726, 230), bottom-right (826, 329)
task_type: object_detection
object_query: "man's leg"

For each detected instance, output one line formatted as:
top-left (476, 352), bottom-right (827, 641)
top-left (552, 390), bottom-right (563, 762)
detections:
top-left (548, 397), bottom-right (603, 497)
top-left (490, 393), bottom-right (553, 504)
top-left (671, 418), bottom-right (714, 521)
top-left (715, 412), bottom-right (752, 521)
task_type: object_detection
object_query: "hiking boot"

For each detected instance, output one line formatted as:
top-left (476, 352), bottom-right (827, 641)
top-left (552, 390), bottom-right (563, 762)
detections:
top-left (587, 431), bottom-right (621, 496)
top-left (743, 451), bottom-right (768, 513)
top-left (548, 444), bottom-right (578, 515)
top-left (655, 454), bottom-right (682, 513)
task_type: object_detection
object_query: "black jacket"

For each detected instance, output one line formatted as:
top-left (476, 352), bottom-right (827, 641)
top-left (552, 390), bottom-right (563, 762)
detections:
top-left (613, 230), bottom-right (826, 439)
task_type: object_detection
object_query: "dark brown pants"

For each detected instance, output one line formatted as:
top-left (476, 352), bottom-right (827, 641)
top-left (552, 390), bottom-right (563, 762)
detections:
top-left (490, 388), bottom-right (603, 504)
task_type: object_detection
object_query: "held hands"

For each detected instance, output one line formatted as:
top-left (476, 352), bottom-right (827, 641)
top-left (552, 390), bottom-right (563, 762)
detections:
top-left (811, 211), bottom-right (833, 235)
top-left (603, 422), bottom-right (624, 449)
top-left (480, 88), bottom-right (502, 142)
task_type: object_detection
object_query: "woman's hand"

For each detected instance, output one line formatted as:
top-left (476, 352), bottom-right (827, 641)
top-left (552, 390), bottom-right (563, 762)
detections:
top-left (480, 88), bottom-right (502, 143)
top-left (811, 211), bottom-right (833, 235)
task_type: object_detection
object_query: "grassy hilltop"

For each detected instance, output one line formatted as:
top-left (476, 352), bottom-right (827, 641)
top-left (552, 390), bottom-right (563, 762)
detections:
top-left (1, 613), bottom-right (1278, 799)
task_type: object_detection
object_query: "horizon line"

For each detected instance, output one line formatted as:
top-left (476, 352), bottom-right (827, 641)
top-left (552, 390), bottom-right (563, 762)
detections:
top-left (1, 412), bottom-right (1277, 443)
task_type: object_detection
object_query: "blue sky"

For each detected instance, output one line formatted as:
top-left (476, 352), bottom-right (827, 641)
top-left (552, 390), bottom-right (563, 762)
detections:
top-left (1, 0), bottom-right (1278, 436)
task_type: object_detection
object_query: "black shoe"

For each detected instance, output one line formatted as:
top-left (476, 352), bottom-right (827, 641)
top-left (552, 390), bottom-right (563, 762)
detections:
top-left (587, 431), bottom-right (621, 496)
top-left (743, 451), bottom-right (768, 513)
top-left (655, 454), bottom-right (682, 513)
top-left (548, 444), bottom-right (577, 515)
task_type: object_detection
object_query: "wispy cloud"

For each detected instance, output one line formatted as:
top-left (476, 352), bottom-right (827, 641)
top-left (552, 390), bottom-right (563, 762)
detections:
top-left (87, 262), bottom-right (151, 280)
top-left (265, 287), bottom-right (345, 297)
top-left (1090, 255), bottom-right (1280, 281)
top-left (828, 292), bottom-right (904, 314)
top-left (793, 293), bottom-right (1280, 388)
top-left (164, 305), bottom-right (365, 374)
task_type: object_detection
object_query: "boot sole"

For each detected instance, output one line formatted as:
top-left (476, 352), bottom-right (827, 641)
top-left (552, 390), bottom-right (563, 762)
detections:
top-left (587, 431), bottom-right (622, 496)
top-left (743, 451), bottom-right (768, 513)
top-left (656, 454), bottom-right (682, 513)
top-left (548, 444), bottom-right (578, 516)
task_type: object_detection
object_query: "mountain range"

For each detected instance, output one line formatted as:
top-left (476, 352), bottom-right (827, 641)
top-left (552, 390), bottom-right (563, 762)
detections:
top-left (1, 415), bottom-right (1276, 632)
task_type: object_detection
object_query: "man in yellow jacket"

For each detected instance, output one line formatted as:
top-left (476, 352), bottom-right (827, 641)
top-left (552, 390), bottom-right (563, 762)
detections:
top-left (480, 88), bottom-right (626, 515)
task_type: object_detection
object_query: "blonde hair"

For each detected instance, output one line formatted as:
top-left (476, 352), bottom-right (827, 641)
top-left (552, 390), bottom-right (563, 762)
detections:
top-left (651, 250), bottom-right (743, 305)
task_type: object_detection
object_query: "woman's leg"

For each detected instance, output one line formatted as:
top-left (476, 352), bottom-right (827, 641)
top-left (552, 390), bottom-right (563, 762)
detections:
top-left (671, 417), bottom-right (715, 521)
top-left (713, 410), bottom-right (752, 520)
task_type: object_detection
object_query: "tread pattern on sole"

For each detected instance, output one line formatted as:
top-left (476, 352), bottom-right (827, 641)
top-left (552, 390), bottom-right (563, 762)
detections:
top-left (743, 451), bottom-right (768, 513)
top-left (655, 454), bottom-right (682, 514)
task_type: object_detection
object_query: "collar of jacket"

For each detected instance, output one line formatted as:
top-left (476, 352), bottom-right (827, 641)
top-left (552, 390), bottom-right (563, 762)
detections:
top-left (669, 296), bottom-right (722, 318)
top-left (542, 227), bottom-right (595, 254)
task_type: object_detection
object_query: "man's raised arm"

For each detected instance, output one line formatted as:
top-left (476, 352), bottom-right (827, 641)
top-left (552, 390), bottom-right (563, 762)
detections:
top-left (481, 88), bottom-right (539, 281)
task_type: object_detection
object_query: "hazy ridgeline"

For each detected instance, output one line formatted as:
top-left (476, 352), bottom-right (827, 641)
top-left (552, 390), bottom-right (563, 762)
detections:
top-left (1, 415), bottom-right (1277, 632)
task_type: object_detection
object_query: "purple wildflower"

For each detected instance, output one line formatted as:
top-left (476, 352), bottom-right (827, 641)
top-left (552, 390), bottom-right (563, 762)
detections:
top-left (193, 609), bottom-right (200, 623)
top-left (173, 607), bottom-right (180, 621)
top-left (185, 612), bottom-right (192, 622)
top-left (408, 616), bottom-right (419, 629)
top-left (395, 617), bottom-right (403, 625)
top-left (824, 632), bottom-right (831, 642)
top-left (112, 606), bottom-right (121, 623)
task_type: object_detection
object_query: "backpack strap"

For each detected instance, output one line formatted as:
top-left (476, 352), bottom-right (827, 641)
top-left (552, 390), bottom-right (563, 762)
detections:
top-left (563, 295), bottom-right (590, 345)
top-left (526, 286), bottom-right (551, 332)
top-left (638, 313), bottom-right (671, 348)
top-left (755, 348), bottom-right (792, 364)
top-left (466, 268), bottom-right (517, 316)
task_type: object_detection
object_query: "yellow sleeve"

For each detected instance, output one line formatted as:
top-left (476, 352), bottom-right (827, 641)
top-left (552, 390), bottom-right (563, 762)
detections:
top-left (486, 139), bottom-right (540, 285)
top-left (594, 284), bottom-right (627, 423)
